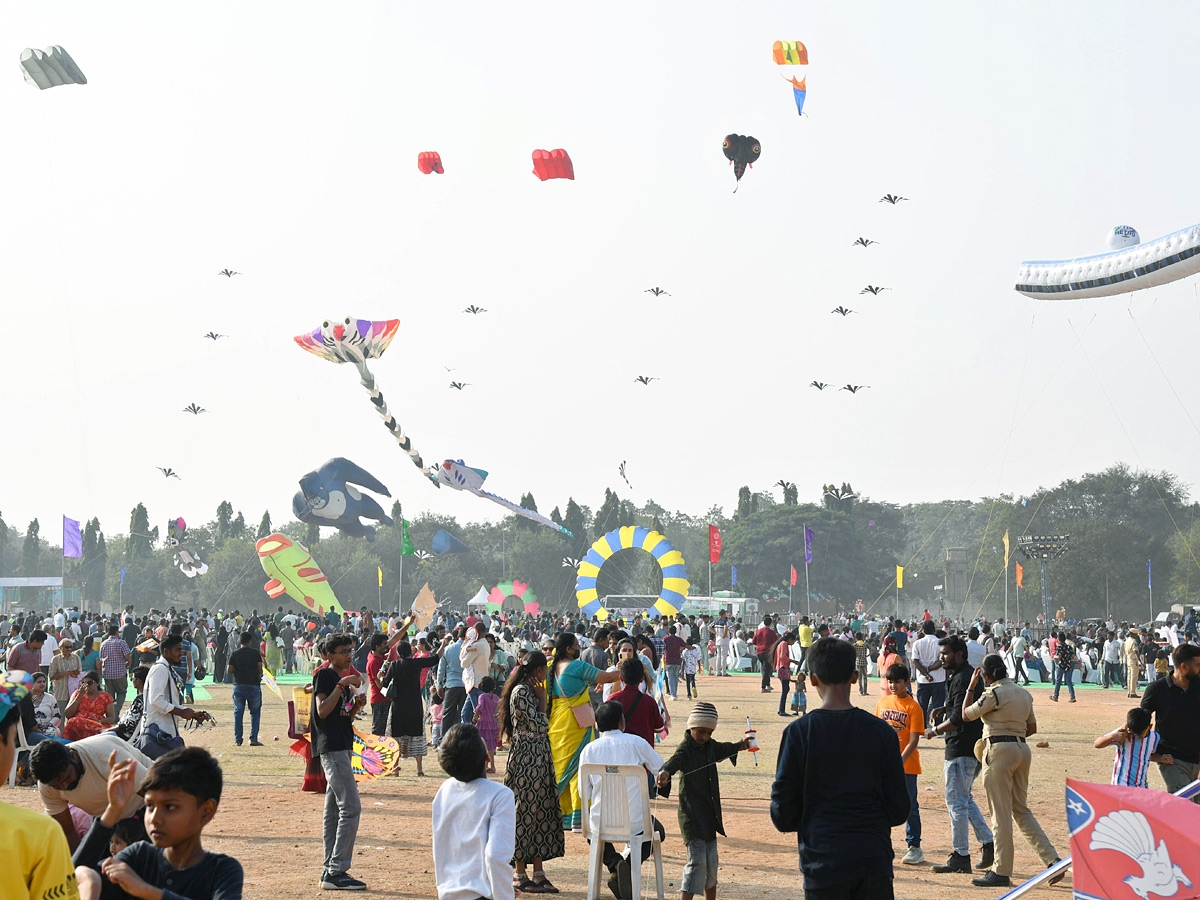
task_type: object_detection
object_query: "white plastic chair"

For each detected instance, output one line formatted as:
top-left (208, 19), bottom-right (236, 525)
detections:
top-left (580, 763), bottom-right (664, 900)
top-left (8, 717), bottom-right (35, 788)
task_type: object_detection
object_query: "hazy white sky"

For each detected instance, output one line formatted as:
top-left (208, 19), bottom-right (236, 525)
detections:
top-left (4, 1), bottom-right (1199, 539)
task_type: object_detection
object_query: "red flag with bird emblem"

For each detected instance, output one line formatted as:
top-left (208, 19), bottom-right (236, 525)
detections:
top-left (1066, 778), bottom-right (1200, 900)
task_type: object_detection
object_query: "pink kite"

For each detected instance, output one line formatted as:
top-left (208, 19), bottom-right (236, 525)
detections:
top-left (532, 149), bottom-right (574, 181)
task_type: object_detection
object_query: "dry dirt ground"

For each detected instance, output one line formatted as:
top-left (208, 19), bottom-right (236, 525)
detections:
top-left (9, 672), bottom-right (1147, 899)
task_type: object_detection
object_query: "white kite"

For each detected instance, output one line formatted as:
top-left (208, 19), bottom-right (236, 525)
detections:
top-left (1015, 223), bottom-right (1200, 300)
top-left (20, 46), bottom-right (87, 89)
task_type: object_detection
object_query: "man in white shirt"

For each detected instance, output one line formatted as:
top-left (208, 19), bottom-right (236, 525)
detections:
top-left (579, 701), bottom-right (665, 897)
top-left (29, 733), bottom-right (152, 851)
top-left (39, 631), bottom-right (59, 673)
top-left (966, 627), bottom-right (986, 668)
top-left (139, 634), bottom-right (210, 749)
top-left (713, 613), bottom-right (731, 677)
top-left (1010, 632), bottom-right (1031, 685)
top-left (910, 620), bottom-right (947, 719)
top-left (1101, 631), bottom-right (1123, 688)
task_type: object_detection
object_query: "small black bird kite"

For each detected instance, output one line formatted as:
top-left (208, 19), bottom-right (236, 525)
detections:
top-left (463, 305), bottom-right (487, 315)
top-left (157, 467), bottom-right (181, 479)
top-left (852, 237), bottom-right (878, 248)
top-left (879, 194), bottom-right (908, 205)
top-left (202, 332), bottom-right (226, 341)
top-left (449, 381), bottom-right (470, 390)
top-left (644, 287), bottom-right (671, 296)
top-left (634, 376), bottom-right (658, 385)
top-left (824, 485), bottom-right (858, 501)
top-left (776, 479), bottom-right (795, 492)
top-left (831, 306), bottom-right (855, 316)
top-left (619, 461), bottom-right (632, 490)
top-left (182, 404), bottom-right (206, 415)
top-left (860, 285), bottom-right (890, 295)
top-left (562, 556), bottom-right (582, 569)
top-left (810, 381), bottom-right (830, 390)
top-left (840, 384), bottom-right (869, 393)
top-left (218, 269), bottom-right (240, 277)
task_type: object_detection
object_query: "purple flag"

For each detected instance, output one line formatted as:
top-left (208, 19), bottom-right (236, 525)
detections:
top-left (63, 516), bottom-right (83, 558)
top-left (804, 527), bottom-right (814, 564)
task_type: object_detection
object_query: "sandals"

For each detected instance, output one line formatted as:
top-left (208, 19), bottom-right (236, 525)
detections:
top-left (532, 874), bottom-right (559, 894)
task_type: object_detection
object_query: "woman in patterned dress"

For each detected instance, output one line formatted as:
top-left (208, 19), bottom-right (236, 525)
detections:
top-left (499, 650), bottom-right (564, 894)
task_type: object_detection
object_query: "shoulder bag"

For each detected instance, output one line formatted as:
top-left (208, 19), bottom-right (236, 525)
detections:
top-left (553, 666), bottom-right (596, 729)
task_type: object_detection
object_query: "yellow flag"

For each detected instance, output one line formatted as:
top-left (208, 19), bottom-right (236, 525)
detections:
top-left (896, 565), bottom-right (904, 589)
top-left (1002, 530), bottom-right (1010, 567)
top-left (378, 566), bottom-right (383, 587)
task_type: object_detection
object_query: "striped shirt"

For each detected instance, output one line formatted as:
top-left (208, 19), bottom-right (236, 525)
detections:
top-left (1113, 731), bottom-right (1160, 788)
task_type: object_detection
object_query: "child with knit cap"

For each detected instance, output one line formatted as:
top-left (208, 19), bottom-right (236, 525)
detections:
top-left (656, 702), bottom-right (750, 900)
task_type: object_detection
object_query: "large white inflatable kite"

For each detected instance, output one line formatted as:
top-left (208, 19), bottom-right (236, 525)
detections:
top-left (20, 45), bottom-right (87, 89)
top-left (1014, 223), bottom-right (1200, 300)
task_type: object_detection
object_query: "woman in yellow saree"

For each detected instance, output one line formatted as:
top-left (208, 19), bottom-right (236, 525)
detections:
top-left (547, 631), bottom-right (621, 832)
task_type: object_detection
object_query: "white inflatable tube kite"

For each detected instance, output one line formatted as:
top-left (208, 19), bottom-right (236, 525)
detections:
top-left (1014, 222), bottom-right (1200, 300)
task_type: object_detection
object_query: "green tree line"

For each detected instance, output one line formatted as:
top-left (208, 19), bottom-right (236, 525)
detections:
top-left (2, 464), bottom-right (1197, 621)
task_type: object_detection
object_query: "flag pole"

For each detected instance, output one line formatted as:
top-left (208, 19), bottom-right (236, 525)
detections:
top-left (1148, 559), bottom-right (1153, 625)
top-left (803, 523), bottom-right (811, 620)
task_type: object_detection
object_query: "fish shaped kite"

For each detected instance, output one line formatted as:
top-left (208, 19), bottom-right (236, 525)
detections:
top-left (295, 317), bottom-right (435, 484)
top-left (256, 532), bottom-right (345, 619)
top-left (436, 459), bottom-right (573, 536)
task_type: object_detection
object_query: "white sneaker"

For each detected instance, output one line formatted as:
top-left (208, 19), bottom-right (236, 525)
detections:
top-left (902, 847), bottom-right (924, 865)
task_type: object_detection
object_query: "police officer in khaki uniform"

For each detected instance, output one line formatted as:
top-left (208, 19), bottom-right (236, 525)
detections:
top-left (962, 654), bottom-right (1062, 888)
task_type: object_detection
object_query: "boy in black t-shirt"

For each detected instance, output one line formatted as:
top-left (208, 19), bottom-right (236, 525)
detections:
top-left (771, 637), bottom-right (910, 899)
top-left (312, 633), bottom-right (367, 891)
top-left (73, 746), bottom-right (243, 899)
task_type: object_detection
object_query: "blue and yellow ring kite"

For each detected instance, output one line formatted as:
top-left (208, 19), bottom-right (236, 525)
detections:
top-left (575, 526), bottom-right (689, 620)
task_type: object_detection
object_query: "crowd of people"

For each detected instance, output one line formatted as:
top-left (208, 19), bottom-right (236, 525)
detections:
top-left (3, 599), bottom-right (1199, 899)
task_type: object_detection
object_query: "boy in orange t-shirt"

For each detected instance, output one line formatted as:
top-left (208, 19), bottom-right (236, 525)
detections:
top-left (876, 663), bottom-right (924, 865)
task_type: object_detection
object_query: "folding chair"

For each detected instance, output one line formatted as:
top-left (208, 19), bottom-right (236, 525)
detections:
top-left (8, 717), bottom-right (35, 788)
top-left (580, 763), bottom-right (664, 900)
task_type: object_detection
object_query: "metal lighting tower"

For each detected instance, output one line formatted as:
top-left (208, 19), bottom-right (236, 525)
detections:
top-left (1016, 534), bottom-right (1069, 626)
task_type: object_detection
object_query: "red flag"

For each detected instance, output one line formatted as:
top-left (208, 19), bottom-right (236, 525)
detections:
top-left (790, 565), bottom-right (798, 586)
top-left (1066, 778), bottom-right (1200, 900)
top-left (1015, 561), bottom-right (1024, 589)
top-left (708, 525), bottom-right (721, 563)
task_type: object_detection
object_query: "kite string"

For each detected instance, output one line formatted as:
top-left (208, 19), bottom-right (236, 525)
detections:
top-left (210, 552), bottom-right (261, 609)
top-left (865, 311), bottom-right (1095, 618)
top-left (1126, 305), bottom-right (1200, 439)
top-left (1066, 318), bottom-right (1200, 575)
